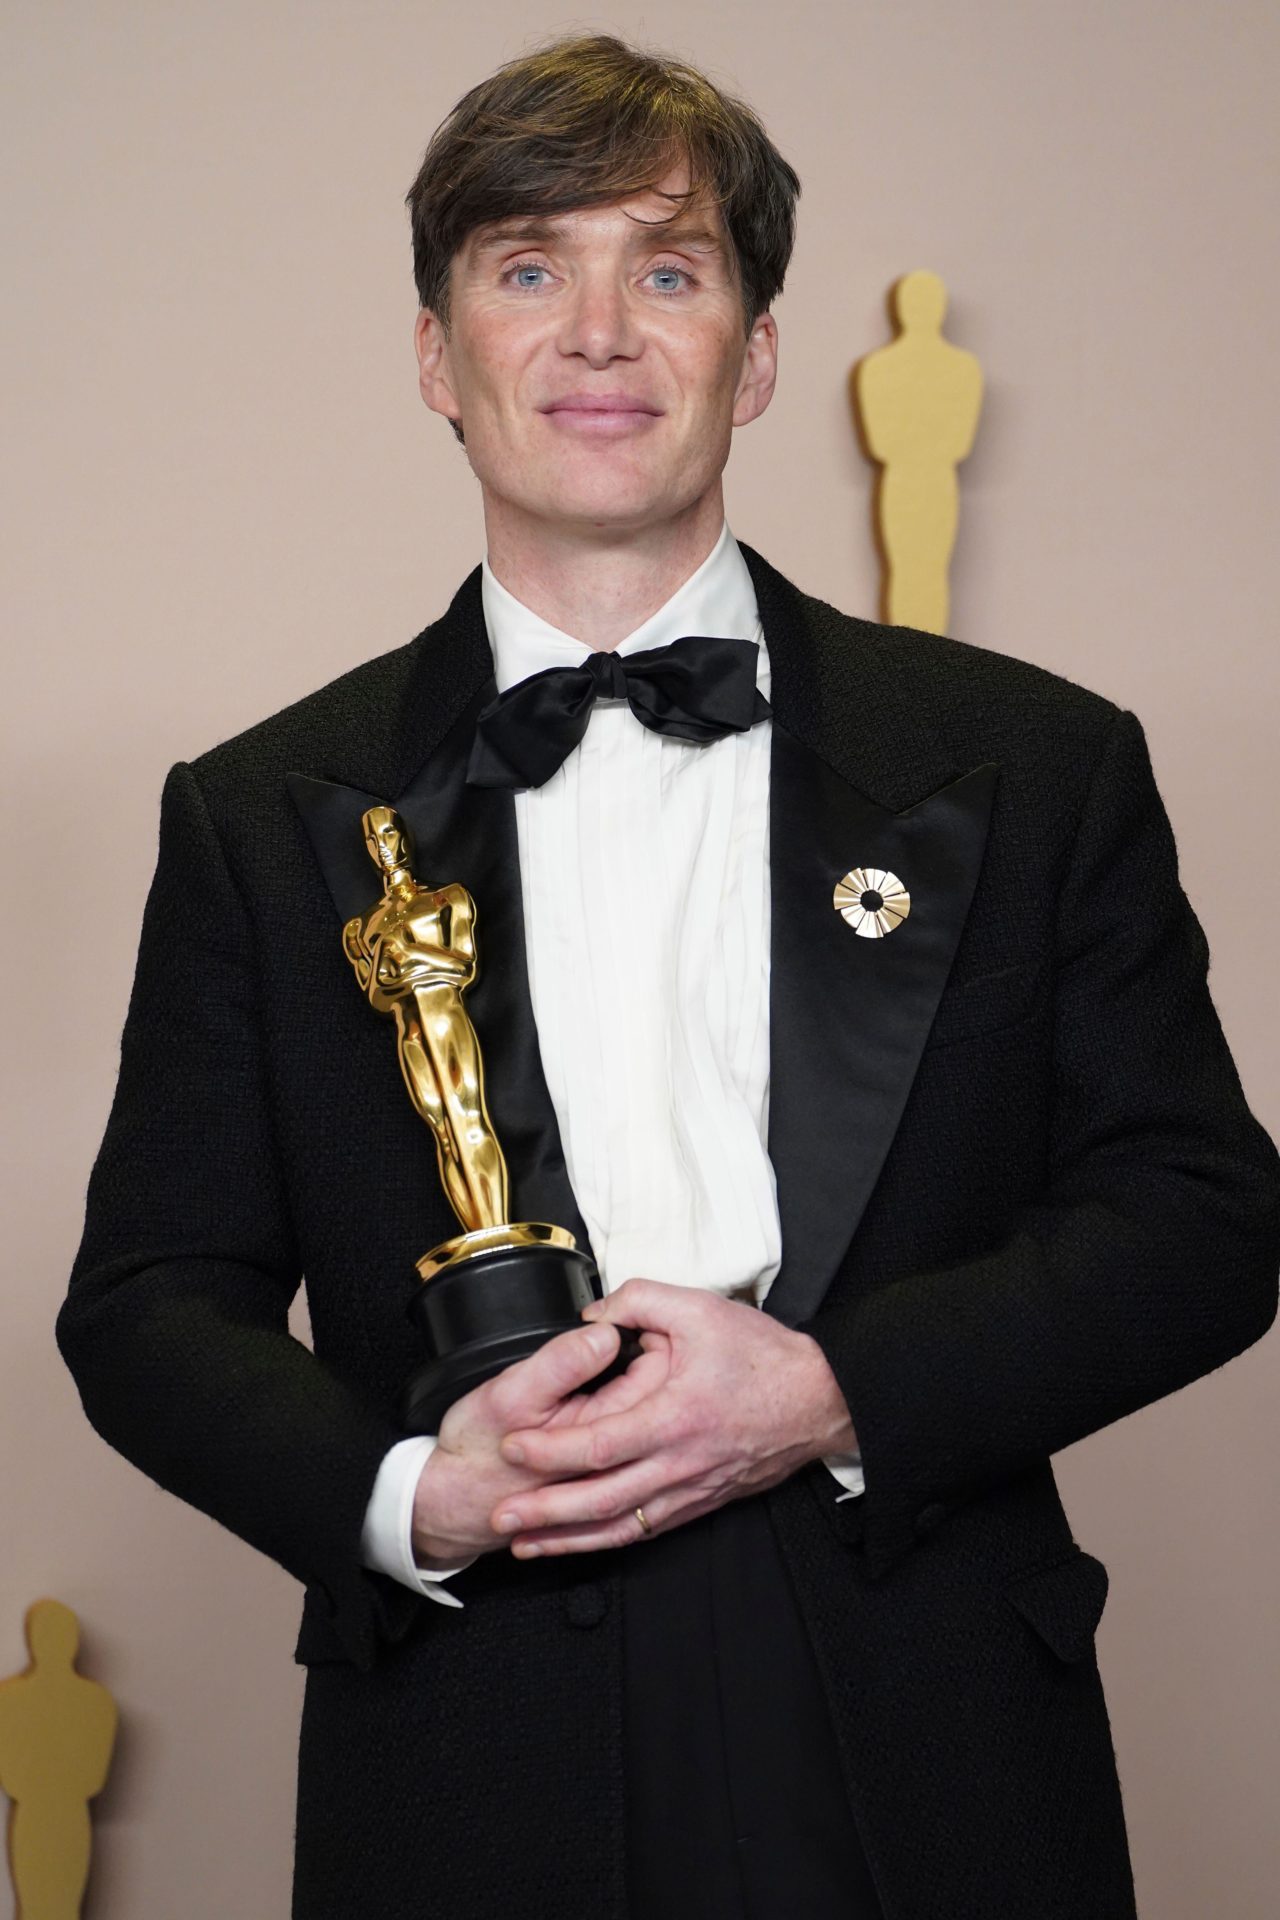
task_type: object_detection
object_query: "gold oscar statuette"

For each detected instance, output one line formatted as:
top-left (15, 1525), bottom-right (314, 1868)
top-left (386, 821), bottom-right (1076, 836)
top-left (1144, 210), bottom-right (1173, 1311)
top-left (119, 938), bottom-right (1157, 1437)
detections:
top-left (343, 807), bottom-right (608, 1429)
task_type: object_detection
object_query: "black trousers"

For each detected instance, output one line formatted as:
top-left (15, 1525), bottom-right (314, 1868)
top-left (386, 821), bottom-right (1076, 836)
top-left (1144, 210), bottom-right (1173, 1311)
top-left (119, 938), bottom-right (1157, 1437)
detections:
top-left (622, 1497), bottom-right (886, 1920)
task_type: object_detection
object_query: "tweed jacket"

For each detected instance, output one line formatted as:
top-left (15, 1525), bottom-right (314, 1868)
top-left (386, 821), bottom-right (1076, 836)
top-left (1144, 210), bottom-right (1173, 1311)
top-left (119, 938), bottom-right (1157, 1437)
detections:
top-left (58, 541), bottom-right (1280, 1919)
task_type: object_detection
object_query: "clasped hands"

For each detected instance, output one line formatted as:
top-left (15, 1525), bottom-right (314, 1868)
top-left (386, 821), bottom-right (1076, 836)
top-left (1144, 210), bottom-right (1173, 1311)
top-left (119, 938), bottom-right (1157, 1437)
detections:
top-left (410, 1277), bottom-right (857, 1570)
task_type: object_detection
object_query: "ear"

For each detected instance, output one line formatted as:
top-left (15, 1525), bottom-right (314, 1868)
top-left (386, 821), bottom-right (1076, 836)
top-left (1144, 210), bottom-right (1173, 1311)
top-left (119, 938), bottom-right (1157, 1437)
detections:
top-left (732, 311), bottom-right (778, 429)
top-left (414, 307), bottom-right (462, 428)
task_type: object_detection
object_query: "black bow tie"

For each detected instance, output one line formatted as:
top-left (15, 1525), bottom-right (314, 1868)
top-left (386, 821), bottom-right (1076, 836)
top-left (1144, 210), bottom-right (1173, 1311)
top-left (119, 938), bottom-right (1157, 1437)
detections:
top-left (465, 634), bottom-right (771, 791)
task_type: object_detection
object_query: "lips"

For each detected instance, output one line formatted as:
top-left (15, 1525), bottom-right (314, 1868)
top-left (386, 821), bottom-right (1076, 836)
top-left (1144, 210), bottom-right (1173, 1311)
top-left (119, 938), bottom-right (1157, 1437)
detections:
top-left (542, 395), bottom-right (661, 415)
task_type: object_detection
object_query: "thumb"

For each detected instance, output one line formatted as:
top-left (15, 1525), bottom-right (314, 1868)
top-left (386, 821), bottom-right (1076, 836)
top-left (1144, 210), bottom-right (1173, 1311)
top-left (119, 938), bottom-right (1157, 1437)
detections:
top-left (485, 1320), bottom-right (620, 1430)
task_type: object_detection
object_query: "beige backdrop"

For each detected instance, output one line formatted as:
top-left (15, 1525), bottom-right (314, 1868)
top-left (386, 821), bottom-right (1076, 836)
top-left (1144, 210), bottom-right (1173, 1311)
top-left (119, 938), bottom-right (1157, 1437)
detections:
top-left (4, 3), bottom-right (1278, 1914)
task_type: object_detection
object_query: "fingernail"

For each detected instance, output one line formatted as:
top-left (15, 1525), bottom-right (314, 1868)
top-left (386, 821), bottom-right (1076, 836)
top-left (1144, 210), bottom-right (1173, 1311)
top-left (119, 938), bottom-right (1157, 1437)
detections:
top-left (504, 1441), bottom-right (526, 1465)
top-left (585, 1325), bottom-right (611, 1356)
top-left (514, 1541), bottom-right (542, 1558)
top-left (496, 1512), bottom-right (521, 1534)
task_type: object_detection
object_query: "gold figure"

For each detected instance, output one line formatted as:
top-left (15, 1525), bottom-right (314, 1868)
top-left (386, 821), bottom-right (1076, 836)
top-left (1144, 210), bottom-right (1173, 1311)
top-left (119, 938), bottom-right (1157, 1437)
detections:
top-left (854, 268), bottom-right (983, 635)
top-left (344, 806), bottom-right (509, 1233)
top-left (0, 1600), bottom-right (117, 1920)
top-left (344, 807), bottom-right (572, 1281)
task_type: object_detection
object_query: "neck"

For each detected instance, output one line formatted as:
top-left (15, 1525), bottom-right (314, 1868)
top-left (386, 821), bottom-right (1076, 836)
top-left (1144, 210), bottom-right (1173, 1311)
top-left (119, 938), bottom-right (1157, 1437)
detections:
top-left (482, 492), bottom-right (726, 652)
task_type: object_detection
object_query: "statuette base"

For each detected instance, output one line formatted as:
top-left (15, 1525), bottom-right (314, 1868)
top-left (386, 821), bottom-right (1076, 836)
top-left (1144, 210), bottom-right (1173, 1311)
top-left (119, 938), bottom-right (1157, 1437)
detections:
top-left (402, 1228), bottom-right (609, 1432)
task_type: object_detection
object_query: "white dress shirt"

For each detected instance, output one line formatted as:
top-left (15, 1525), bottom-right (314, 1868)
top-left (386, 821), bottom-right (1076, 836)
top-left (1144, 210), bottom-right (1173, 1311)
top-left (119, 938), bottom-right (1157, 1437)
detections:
top-left (361, 519), bottom-right (864, 1604)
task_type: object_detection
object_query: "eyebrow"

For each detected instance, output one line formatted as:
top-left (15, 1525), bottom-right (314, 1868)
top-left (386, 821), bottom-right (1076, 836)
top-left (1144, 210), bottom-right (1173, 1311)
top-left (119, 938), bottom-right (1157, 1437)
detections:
top-left (467, 216), bottom-right (727, 263)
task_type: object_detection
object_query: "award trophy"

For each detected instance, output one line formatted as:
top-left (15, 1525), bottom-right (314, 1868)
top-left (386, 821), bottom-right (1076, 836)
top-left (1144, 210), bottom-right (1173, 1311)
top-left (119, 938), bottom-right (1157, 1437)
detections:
top-left (343, 805), bottom-right (616, 1431)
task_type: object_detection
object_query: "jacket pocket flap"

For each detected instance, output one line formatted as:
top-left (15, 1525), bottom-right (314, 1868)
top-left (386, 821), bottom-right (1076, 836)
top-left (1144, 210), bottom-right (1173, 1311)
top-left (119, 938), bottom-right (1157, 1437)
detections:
top-left (1004, 1548), bottom-right (1109, 1662)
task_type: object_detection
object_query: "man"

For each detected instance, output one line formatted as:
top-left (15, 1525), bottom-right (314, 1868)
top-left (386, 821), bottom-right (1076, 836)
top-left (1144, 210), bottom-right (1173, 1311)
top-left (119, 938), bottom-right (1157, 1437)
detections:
top-left (57, 31), bottom-right (1280, 1920)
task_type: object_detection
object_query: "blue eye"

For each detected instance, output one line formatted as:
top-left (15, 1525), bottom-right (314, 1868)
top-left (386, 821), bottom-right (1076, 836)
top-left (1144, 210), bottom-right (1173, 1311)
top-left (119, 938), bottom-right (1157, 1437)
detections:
top-left (500, 259), bottom-right (694, 296)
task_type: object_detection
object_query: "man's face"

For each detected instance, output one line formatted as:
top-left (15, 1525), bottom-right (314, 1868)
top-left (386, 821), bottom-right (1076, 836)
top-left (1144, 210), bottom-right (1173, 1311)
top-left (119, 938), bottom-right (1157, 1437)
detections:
top-left (414, 163), bottom-right (777, 535)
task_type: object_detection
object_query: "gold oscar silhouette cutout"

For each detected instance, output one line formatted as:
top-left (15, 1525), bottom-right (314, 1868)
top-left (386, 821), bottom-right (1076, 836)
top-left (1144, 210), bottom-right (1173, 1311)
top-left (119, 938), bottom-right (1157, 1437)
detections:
top-left (0, 1601), bottom-right (117, 1920)
top-left (854, 269), bottom-right (983, 634)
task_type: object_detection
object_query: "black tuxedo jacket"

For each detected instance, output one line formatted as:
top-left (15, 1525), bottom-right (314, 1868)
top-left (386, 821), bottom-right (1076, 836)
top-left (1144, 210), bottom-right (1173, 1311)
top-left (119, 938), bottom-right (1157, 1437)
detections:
top-left (58, 541), bottom-right (1280, 1919)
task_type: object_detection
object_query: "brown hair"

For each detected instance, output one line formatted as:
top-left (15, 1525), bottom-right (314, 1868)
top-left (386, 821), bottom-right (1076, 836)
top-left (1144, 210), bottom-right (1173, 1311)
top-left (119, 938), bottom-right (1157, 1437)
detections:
top-left (404, 32), bottom-right (801, 445)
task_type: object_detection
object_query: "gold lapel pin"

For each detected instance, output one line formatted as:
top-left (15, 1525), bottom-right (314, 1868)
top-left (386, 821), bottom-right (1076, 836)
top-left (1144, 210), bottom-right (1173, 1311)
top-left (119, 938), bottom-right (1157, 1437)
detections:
top-left (834, 866), bottom-right (910, 938)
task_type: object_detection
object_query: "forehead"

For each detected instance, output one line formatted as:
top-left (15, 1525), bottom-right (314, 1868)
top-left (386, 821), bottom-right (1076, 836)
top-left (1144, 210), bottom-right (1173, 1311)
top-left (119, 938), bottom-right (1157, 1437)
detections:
top-left (462, 192), bottom-right (729, 267)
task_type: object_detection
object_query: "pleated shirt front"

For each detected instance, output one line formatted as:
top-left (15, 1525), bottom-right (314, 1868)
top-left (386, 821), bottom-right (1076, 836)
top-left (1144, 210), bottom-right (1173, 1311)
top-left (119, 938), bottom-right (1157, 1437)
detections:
top-left (481, 519), bottom-right (781, 1302)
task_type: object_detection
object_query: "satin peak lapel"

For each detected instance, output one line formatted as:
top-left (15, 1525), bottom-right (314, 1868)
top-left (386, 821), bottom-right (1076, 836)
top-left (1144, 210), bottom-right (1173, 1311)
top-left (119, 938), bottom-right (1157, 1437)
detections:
top-left (735, 540), bottom-right (999, 1328)
top-left (763, 727), bottom-right (997, 1326)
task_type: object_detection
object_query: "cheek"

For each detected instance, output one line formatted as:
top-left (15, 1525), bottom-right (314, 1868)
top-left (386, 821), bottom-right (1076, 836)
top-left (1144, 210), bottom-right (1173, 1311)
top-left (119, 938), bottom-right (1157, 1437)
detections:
top-left (452, 316), bottom-right (530, 409)
top-left (669, 338), bottom-right (745, 419)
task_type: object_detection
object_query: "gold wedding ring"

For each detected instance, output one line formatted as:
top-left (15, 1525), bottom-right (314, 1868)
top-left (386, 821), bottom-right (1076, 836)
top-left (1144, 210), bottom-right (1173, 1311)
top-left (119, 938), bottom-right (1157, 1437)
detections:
top-left (635, 1506), bottom-right (652, 1536)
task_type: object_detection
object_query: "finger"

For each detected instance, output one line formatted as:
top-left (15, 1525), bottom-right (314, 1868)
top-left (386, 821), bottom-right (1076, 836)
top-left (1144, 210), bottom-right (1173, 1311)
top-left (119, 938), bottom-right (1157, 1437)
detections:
top-left (509, 1483), bottom-right (726, 1559)
top-left (564, 1346), bottom-right (670, 1424)
top-left (485, 1322), bottom-right (620, 1430)
top-left (497, 1340), bottom-right (667, 1459)
top-left (581, 1277), bottom-right (684, 1330)
top-left (512, 1513), bottom-right (653, 1556)
top-left (501, 1394), bottom-right (669, 1475)
top-left (493, 1454), bottom-right (677, 1539)
top-left (543, 1390), bottom-right (593, 1429)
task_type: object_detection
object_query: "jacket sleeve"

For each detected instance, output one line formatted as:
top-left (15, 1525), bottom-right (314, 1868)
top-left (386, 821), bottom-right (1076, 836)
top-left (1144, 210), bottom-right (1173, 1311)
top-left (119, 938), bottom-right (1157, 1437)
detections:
top-left (56, 761), bottom-right (422, 1669)
top-left (800, 707), bottom-right (1280, 1580)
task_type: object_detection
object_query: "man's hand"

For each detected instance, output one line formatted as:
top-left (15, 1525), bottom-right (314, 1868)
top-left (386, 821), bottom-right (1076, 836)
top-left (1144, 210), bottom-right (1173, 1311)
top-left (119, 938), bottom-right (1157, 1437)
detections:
top-left (410, 1316), bottom-right (671, 1568)
top-left (489, 1278), bottom-right (857, 1558)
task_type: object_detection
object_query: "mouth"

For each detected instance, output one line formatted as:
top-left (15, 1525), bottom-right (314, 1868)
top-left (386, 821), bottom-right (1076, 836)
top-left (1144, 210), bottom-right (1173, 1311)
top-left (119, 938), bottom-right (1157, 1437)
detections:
top-left (537, 393), bottom-right (660, 432)
top-left (541, 401), bottom-right (662, 436)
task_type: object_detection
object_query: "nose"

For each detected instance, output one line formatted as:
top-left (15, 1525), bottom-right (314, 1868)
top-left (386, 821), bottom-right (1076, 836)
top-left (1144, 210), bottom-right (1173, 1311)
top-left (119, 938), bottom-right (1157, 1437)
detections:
top-left (556, 263), bottom-right (643, 365)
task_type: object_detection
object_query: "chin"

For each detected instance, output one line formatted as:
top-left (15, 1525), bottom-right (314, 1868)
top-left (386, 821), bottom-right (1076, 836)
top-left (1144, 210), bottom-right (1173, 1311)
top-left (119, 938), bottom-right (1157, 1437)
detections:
top-left (530, 481), bottom-right (675, 529)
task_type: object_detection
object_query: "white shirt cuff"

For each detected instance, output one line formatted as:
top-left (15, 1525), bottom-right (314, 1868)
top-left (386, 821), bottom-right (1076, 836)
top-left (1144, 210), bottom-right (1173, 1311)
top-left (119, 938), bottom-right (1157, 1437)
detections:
top-left (822, 1449), bottom-right (865, 1503)
top-left (360, 1434), bottom-right (478, 1607)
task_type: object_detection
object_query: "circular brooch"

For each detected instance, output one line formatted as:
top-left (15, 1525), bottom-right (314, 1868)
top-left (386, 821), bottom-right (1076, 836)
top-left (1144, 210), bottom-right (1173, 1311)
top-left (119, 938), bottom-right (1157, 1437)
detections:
top-left (833, 866), bottom-right (911, 938)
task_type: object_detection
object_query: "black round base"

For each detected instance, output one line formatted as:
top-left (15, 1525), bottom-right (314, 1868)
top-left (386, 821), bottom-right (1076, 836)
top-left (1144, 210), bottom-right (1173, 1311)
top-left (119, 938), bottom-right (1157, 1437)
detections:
top-left (400, 1237), bottom-right (637, 1432)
